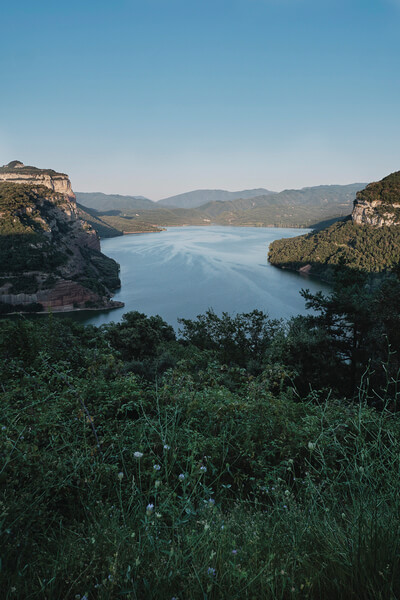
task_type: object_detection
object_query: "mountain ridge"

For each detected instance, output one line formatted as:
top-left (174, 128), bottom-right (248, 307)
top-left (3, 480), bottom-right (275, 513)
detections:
top-left (157, 188), bottom-right (275, 209)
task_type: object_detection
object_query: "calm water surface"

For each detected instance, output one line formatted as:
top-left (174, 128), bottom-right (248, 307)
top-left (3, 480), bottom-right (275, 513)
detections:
top-left (74, 226), bottom-right (330, 329)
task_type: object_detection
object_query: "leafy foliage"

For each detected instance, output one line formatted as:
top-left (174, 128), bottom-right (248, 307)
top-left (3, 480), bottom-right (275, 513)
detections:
top-left (356, 170), bottom-right (400, 206)
top-left (2, 170), bottom-right (400, 597)
top-left (2, 273), bottom-right (400, 598)
top-left (268, 218), bottom-right (400, 278)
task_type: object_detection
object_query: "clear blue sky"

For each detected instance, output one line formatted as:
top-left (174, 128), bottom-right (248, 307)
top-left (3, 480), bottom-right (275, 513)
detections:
top-left (1, 0), bottom-right (399, 199)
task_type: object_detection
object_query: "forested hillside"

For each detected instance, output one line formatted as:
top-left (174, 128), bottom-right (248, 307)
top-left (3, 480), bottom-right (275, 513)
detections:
top-left (269, 172), bottom-right (400, 279)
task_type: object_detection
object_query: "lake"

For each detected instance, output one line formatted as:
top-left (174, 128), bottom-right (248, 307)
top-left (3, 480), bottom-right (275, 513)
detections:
top-left (72, 226), bottom-right (331, 329)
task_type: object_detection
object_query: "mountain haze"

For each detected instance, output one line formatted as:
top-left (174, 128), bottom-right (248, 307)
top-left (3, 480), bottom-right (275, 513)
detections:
top-left (77, 183), bottom-right (366, 234)
top-left (75, 192), bottom-right (154, 212)
top-left (158, 188), bottom-right (274, 209)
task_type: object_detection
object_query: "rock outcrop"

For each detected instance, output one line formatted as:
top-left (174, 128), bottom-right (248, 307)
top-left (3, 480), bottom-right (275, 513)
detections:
top-left (0, 161), bottom-right (75, 201)
top-left (352, 171), bottom-right (400, 227)
top-left (268, 170), bottom-right (400, 279)
top-left (0, 162), bottom-right (123, 313)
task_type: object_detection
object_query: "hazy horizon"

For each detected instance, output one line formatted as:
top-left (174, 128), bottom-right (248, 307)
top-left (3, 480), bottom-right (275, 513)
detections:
top-left (74, 181), bottom-right (367, 203)
top-left (1, 0), bottom-right (399, 199)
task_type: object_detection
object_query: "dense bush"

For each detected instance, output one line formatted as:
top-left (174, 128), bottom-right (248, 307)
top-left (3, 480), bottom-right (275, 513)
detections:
top-left (268, 219), bottom-right (400, 277)
top-left (1, 282), bottom-right (400, 598)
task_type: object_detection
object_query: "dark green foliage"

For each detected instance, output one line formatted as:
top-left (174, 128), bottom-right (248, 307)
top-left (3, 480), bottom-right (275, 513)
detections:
top-left (103, 311), bottom-right (177, 378)
top-left (0, 163), bottom-right (67, 177)
top-left (356, 170), bottom-right (400, 205)
top-left (1, 304), bottom-right (400, 598)
top-left (0, 301), bottom-right (43, 314)
top-left (268, 219), bottom-right (400, 277)
top-left (179, 309), bottom-right (282, 374)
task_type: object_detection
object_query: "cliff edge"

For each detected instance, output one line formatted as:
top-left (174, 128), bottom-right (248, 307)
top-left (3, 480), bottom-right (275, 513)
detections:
top-left (0, 161), bottom-right (123, 313)
top-left (268, 171), bottom-right (400, 279)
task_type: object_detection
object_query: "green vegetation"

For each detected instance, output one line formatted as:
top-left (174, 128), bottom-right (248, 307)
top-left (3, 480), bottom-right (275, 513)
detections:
top-left (356, 170), bottom-right (400, 206)
top-left (0, 163), bottom-right (68, 177)
top-left (2, 273), bottom-right (400, 598)
top-left (268, 219), bottom-right (400, 279)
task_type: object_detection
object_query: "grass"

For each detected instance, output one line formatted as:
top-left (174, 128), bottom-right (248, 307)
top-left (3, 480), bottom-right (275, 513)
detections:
top-left (1, 344), bottom-right (400, 599)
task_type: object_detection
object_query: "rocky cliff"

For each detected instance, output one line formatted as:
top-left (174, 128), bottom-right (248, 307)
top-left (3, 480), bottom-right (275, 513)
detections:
top-left (0, 161), bottom-right (123, 313)
top-left (0, 160), bottom-right (75, 201)
top-left (268, 171), bottom-right (400, 279)
top-left (351, 171), bottom-right (400, 226)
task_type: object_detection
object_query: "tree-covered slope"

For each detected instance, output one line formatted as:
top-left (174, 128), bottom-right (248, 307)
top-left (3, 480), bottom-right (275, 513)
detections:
top-left (0, 182), bottom-right (122, 312)
top-left (268, 219), bottom-right (400, 277)
top-left (268, 172), bottom-right (400, 278)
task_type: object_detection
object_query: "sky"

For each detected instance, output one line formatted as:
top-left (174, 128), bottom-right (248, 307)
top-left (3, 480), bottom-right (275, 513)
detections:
top-left (0, 0), bottom-right (399, 199)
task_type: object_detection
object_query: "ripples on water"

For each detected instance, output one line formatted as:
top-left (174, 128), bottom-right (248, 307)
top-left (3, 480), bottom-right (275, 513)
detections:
top-left (72, 226), bottom-right (330, 329)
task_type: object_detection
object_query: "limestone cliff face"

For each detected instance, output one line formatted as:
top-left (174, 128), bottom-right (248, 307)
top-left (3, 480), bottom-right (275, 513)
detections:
top-left (0, 161), bottom-right (75, 201)
top-left (0, 162), bottom-right (123, 313)
top-left (352, 171), bottom-right (400, 227)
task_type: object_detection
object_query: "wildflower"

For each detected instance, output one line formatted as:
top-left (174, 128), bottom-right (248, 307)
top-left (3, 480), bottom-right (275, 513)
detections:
top-left (134, 451), bottom-right (143, 458)
top-left (207, 498), bottom-right (215, 506)
top-left (163, 444), bottom-right (171, 450)
top-left (1, 426), bottom-right (6, 431)
top-left (308, 442), bottom-right (315, 451)
top-left (117, 471), bottom-right (124, 480)
top-left (207, 567), bottom-right (216, 576)
top-left (156, 512), bottom-right (162, 518)
top-left (232, 549), bottom-right (238, 554)
top-left (178, 473), bottom-right (185, 481)
top-left (108, 574), bottom-right (113, 581)
top-left (200, 465), bottom-right (207, 472)
top-left (283, 504), bottom-right (288, 509)
top-left (153, 464), bottom-right (161, 471)
top-left (146, 503), bottom-right (154, 515)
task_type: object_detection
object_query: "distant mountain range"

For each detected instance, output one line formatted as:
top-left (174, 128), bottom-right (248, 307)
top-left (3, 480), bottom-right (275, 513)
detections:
top-left (157, 188), bottom-right (274, 209)
top-left (75, 192), bottom-right (154, 212)
top-left (76, 183), bottom-right (366, 235)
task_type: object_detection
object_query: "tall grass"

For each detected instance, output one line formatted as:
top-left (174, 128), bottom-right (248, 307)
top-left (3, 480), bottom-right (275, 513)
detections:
top-left (1, 351), bottom-right (400, 599)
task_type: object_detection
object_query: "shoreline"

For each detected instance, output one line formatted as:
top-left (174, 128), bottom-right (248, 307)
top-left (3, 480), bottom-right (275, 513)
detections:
top-left (0, 300), bottom-right (125, 317)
